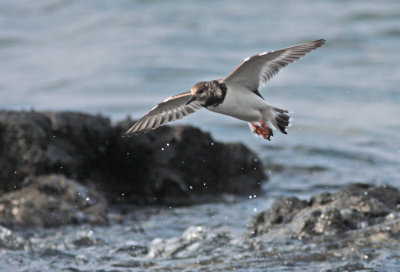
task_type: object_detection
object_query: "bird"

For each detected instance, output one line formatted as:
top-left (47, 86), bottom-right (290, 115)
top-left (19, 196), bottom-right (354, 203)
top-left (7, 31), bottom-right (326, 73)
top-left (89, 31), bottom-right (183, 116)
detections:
top-left (125, 39), bottom-right (325, 140)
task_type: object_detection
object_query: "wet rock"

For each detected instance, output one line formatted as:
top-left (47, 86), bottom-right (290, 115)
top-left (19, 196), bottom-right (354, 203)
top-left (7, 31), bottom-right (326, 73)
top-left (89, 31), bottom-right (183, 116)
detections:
top-left (0, 110), bottom-right (266, 206)
top-left (107, 120), bottom-right (266, 204)
top-left (0, 174), bottom-right (108, 227)
top-left (249, 197), bottom-right (309, 237)
top-left (0, 111), bottom-right (112, 193)
top-left (249, 183), bottom-right (400, 239)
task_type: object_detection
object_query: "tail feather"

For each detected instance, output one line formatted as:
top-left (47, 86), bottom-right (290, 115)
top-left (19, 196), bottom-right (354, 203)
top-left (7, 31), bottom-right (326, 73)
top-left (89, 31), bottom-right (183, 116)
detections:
top-left (272, 107), bottom-right (290, 135)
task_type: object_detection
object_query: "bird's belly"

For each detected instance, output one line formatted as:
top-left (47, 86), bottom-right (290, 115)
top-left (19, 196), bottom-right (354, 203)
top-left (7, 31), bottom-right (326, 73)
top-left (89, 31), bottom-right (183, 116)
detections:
top-left (207, 91), bottom-right (267, 122)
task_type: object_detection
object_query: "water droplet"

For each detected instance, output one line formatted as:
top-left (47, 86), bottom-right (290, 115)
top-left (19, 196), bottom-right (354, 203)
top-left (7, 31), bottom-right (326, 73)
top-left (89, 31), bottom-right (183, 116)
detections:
top-left (161, 148), bottom-right (164, 151)
top-left (166, 143), bottom-right (170, 147)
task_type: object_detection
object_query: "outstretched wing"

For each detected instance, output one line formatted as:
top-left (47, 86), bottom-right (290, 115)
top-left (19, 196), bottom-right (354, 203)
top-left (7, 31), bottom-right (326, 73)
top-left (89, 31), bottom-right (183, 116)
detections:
top-left (125, 91), bottom-right (202, 135)
top-left (223, 39), bottom-right (325, 91)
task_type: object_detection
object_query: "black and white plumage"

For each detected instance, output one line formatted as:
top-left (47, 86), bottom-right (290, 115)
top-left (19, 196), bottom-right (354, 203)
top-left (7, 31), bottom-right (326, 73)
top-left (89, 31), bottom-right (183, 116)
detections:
top-left (125, 92), bottom-right (203, 134)
top-left (125, 39), bottom-right (325, 140)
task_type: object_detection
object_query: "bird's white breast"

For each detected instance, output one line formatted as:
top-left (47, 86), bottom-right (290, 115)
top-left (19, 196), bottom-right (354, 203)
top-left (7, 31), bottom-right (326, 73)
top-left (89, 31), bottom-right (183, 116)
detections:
top-left (207, 86), bottom-right (269, 122)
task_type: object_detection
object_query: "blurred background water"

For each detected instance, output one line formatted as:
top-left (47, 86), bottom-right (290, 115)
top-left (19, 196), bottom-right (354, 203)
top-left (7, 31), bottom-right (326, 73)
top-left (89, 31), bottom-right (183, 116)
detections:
top-left (1, 0), bottom-right (400, 271)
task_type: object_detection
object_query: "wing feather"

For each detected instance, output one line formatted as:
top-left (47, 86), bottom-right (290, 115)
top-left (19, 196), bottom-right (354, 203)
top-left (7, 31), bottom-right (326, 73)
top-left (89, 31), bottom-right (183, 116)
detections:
top-left (223, 39), bottom-right (325, 91)
top-left (125, 91), bottom-right (202, 135)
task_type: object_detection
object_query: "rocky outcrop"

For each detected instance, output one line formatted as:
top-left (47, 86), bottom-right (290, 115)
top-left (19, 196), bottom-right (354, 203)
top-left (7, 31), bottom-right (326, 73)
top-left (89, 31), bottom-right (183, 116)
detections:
top-left (249, 183), bottom-right (400, 240)
top-left (0, 110), bottom-right (266, 207)
top-left (0, 174), bottom-right (108, 227)
top-left (110, 120), bottom-right (266, 205)
top-left (0, 111), bottom-right (113, 192)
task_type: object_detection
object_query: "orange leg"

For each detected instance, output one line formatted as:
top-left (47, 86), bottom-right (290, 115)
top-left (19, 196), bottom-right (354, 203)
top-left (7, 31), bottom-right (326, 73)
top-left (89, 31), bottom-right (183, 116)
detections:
top-left (251, 121), bottom-right (272, 141)
top-left (251, 123), bottom-right (263, 135)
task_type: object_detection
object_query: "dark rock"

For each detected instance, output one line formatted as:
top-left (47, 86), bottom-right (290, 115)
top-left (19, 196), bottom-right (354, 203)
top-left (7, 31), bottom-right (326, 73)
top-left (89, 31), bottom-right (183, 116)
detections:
top-left (0, 110), bottom-right (266, 207)
top-left (249, 183), bottom-right (400, 239)
top-left (0, 111), bottom-right (113, 193)
top-left (302, 207), bottom-right (349, 236)
top-left (108, 121), bottom-right (266, 204)
top-left (0, 174), bottom-right (108, 227)
top-left (249, 197), bottom-right (309, 237)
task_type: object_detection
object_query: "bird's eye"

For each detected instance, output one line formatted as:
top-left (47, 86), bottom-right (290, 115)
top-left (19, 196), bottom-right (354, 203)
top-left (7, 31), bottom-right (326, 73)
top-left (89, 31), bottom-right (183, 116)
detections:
top-left (198, 89), bottom-right (204, 94)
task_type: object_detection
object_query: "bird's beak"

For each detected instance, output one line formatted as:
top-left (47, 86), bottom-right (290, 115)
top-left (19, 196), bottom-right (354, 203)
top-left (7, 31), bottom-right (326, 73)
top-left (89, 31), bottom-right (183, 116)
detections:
top-left (185, 96), bottom-right (197, 105)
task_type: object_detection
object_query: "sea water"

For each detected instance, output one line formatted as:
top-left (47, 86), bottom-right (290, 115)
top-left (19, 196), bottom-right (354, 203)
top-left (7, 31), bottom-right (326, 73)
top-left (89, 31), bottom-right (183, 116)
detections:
top-left (1, 0), bottom-right (399, 271)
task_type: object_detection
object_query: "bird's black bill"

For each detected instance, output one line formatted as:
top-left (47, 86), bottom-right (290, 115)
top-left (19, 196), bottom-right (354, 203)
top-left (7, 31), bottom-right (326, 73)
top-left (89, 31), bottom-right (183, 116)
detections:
top-left (185, 96), bottom-right (197, 105)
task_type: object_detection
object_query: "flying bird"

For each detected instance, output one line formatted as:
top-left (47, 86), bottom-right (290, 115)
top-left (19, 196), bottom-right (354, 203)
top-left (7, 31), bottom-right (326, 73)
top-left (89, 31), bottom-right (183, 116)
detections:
top-left (125, 39), bottom-right (325, 140)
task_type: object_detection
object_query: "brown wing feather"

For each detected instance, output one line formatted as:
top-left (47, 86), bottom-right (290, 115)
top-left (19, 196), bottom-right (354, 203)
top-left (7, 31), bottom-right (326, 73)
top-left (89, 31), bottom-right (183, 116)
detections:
top-left (125, 91), bottom-right (202, 135)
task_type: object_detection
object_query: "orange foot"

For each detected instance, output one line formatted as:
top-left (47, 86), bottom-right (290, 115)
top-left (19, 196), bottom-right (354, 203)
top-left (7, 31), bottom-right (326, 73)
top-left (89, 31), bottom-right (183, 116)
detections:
top-left (251, 120), bottom-right (273, 141)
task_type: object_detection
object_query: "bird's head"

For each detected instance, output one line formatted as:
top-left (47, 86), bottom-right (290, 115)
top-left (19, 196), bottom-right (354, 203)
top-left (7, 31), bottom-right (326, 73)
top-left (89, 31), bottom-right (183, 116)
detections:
top-left (186, 81), bottom-right (211, 105)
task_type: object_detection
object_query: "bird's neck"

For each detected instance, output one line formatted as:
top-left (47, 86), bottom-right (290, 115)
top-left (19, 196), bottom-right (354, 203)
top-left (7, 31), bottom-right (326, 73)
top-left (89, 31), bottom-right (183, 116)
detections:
top-left (202, 80), bottom-right (227, 107)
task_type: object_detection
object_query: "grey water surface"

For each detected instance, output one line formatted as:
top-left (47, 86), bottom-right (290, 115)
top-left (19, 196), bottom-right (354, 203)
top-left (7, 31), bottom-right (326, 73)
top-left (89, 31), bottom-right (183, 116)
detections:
top-left (1, 0), bottom-right (400, 271)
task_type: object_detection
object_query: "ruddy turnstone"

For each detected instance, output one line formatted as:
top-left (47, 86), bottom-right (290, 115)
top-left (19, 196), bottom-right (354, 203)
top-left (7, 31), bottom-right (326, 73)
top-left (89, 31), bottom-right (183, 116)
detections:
top-left (125, 39), bottom-right (325, 140)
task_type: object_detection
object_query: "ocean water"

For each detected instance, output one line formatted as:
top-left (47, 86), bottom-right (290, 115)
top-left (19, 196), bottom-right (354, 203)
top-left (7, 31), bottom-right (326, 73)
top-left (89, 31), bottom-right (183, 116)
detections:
top-left (1, 0), bottom-right (400, 271)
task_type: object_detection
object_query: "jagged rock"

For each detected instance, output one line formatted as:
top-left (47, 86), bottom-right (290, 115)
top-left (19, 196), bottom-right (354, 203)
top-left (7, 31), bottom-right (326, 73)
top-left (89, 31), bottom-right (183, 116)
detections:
top-left (0, 111), bottom-right (112, 193)
top-left (249, 183), bottom-right (400, 239)
top-left (0, 110), bottom-right (266, 206)
top-left (249, 197), bottom-right (309, 236)
top-left (0, 174), bottom-right (108, 227)
top-left (108, 120), bottom-right (266, 204)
